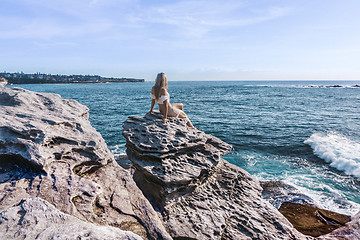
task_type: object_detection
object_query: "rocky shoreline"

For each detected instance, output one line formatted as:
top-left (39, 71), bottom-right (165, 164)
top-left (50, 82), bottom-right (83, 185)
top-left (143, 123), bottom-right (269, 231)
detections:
top-left (0, 86), bottom-right (170, 239)
top-left (1, 86), bottom-right (359, 239)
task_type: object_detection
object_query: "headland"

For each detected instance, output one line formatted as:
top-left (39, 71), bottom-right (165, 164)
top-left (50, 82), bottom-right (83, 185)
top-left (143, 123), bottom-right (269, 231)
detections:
top-left (0, 71), bottom-right (144, 84)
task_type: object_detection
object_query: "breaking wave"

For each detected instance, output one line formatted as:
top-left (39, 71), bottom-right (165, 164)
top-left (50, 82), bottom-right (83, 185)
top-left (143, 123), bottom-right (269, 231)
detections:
top-left (304, 132), bottom-right (360, 177)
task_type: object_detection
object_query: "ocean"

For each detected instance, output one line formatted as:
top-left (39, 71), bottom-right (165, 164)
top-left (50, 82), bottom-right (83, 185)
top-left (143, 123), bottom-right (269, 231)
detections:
top-left (10, 80), bottom-right (360, 216)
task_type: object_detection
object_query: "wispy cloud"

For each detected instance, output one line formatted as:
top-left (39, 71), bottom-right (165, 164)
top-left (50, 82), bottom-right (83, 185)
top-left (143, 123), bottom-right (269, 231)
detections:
top-left (0, 0), bottom-right (292, 41)
top-left (136, 1), bottom-right (292, 38)
top-left (0, 0), bottom-right (132, 40)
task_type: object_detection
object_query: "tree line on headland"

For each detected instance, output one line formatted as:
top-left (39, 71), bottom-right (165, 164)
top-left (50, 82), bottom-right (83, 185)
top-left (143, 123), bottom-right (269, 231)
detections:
top-left (0, 71), bottom-right (144, 84)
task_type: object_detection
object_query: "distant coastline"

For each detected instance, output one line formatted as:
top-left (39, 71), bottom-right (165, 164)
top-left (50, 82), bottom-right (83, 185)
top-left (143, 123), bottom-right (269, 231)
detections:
top-left (0, 71), bottom-right (144, 84)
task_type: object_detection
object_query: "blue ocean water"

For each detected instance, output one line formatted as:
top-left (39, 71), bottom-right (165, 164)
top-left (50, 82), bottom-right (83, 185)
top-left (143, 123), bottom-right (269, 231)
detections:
top-left (10, 80), bottom-right (360, 215)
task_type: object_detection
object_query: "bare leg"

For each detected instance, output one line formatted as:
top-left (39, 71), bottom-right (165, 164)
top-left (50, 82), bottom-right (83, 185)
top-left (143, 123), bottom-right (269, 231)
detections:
top-left (186, 119), bottom-right (194, 128)
top-left (178, 111), bottom-right (195, 128)
top-left (171, 103), bottom-right (183, 111)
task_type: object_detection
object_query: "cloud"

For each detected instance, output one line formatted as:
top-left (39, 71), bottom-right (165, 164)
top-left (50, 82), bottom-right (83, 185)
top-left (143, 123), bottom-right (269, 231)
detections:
top-left (0, 0), bottom-right (133, 40)
top-left (0, 0), bottom-right (292, 42)
top-left (136, 1), bottom-right (292, 38)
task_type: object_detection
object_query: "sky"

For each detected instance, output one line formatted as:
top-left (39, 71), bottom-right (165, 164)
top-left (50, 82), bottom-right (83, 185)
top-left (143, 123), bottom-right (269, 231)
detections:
top-left (1, 0), bottom-right (360, 81)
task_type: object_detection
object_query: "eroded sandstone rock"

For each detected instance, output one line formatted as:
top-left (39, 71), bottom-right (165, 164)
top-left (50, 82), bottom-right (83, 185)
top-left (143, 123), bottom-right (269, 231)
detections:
top-left (0, 197), bottom-right (142, 240)
top-left (123, 112), bottom-right (312, 240)
top-left (0, 87), bottom-right (171, 240)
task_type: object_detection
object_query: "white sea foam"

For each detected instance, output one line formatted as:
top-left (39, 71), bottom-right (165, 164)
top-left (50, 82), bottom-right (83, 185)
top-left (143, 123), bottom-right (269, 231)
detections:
top-left (109, 144), bottom-right (126, 155)
top-left (286, 181), bottom-right (360, 215)
top-left (304, 132), bottom-right (360, 177)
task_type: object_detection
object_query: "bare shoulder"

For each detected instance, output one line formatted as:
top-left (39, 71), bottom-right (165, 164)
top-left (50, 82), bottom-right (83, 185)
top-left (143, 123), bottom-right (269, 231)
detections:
top-left (159, 87), bottom-right (168, 95)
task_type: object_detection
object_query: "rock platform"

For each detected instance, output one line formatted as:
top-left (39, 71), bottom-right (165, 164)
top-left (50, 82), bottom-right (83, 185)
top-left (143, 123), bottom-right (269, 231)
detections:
top-left (123, 112), bottom-right (311, 240)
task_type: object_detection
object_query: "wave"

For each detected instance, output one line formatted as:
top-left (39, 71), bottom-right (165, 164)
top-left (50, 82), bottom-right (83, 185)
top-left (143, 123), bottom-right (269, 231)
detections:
top-left (304, 132), bottom-right (360, 177)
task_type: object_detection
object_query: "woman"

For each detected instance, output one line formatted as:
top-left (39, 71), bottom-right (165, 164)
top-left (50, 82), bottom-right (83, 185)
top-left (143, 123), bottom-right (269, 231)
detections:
top-left (146, 72), bottom-right (195, 128)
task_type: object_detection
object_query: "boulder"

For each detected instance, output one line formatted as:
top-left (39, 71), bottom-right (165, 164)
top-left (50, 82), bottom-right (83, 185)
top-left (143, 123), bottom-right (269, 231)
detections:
top-left (123, 112), bottom-right (311, 240)
top-left (0, 87), bottom-right (171, 239)
top-left (279, 202), bottom-right (351, 237)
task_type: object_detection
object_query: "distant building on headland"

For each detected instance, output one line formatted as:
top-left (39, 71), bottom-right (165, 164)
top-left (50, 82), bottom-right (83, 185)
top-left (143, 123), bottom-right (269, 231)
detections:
top-left (0, 71), bottom-right (144, 84)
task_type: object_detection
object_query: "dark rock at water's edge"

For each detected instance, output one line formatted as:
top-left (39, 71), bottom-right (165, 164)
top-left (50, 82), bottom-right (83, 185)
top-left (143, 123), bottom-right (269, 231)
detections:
top-left (123, 112), bottom-right (311, 240)
top-left (0, 87), bottom-right (171, 239)
top-left (261, 181), bottom-right (360, 239)
top-left (326, 85), bottom-right (343, 88)
top-left (279, 202), bottom-right (351, 237)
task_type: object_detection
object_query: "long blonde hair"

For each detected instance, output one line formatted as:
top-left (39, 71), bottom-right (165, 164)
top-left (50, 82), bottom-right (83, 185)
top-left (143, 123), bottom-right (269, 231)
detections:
top-left (154, 72), bottom-right (168, 99)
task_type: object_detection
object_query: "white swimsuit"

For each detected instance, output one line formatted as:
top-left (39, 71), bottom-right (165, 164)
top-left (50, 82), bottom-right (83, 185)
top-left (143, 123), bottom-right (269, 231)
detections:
top-left (151, 93), bottom-right (169, 104)
top-left (151, 92), bottom-right (182, 118)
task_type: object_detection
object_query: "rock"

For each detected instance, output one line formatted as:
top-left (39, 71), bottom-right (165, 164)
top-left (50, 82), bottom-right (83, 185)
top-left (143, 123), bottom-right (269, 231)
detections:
top-left (316, 210), bottom-right (360, 240)
top-left (123, 112), bottom-right (311, 240)
top-left (326, 85), bottom-right (343, 88)
top-left (261, 181), bottom-right (317, 209)
top-left (0, 87), bottom-right (171, 239)
top-left (0, 197), bottom-right (142, 240)
top-left (279, 202), bottom-right (351, 237)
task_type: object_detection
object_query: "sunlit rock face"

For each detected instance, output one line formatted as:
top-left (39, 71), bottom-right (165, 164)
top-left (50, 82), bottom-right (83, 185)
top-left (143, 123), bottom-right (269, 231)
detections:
top-left (0, 87), bottom-right (171, 240)
top-left (123, 112), bottom-right (311, 240)
top-left (0, 198), bottom-right (142, 240)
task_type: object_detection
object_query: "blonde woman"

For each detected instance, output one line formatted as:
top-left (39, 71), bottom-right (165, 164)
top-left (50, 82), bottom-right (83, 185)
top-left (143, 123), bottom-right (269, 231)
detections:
top-left (146, 72), bottom-right (195, 128)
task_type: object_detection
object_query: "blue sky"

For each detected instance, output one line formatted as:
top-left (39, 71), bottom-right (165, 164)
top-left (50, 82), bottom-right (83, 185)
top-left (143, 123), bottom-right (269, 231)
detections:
top-left (1, 0), bottom-right (360, 81)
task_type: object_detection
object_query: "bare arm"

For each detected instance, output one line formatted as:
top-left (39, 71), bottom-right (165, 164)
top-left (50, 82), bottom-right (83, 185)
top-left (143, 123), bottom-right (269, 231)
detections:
top-left (146, 99), bottom-right (156, 116)
top-left (159, 88), bottom-right (169, 124)
top-left (162, 100), bottom-right (168, 124)
top-left (146, 87), bottom-right (156, 116)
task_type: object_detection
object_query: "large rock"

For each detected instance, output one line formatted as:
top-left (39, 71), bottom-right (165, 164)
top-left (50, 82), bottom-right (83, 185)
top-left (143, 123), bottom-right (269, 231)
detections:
top-left (279, 202), bottom-right (350, 237)
top-left (123, 112), bottom-right (312, 240)
top-left (0, 87), bottom-right (171, 239)
top-left (0, 197), bottom-right (142, 240)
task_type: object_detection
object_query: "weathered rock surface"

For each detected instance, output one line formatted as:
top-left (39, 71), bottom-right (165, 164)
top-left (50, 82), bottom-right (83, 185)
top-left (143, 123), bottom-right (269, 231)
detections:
top-left (279, 202), bottom-right (351, 237)
top-left (0, 197), bottom-right (142, 240)
top-left (0, 87), bottom-right (171, 239)
top-left (317, 210), bottom-right (360, 240)
top-left (123, 112), bottom-right (312, 240)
